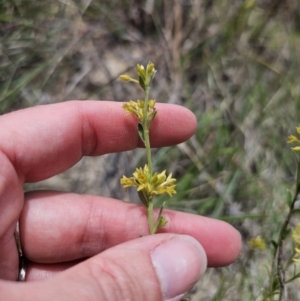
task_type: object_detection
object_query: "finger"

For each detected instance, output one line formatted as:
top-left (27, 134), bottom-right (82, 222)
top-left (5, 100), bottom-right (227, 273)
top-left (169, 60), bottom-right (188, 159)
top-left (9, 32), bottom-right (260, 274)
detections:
top-left (0, 101), bottom-right (196, 182)
top-left (0, 101), bottom-right (196, 280)
top-left (1, 234), bottom-right (207, 301)
top-left (0, 152), bottom-right (24, 280)
top-left (21, 191), bottom-right (241, 267)
top-left (26, 260), bottom-right (82, 281)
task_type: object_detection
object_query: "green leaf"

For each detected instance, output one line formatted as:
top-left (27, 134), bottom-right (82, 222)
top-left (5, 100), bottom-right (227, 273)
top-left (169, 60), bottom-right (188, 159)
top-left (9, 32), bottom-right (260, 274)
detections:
top-left (138, 190), bottom-right (149, 207)
top-left (138, 75), bottom-right (146, 90)
top-left (286, 272), bottom-right (300, 284)
top-left (272, 276), bottom-right (280, 291)
top-left (157, 215), bottom-right (168, 229)
top-left (138, 123), bottom-right (146, 144)
top-left (148, 108), bottom-right (158, 127)
top-left (271, 240), bottom-right (278, 250)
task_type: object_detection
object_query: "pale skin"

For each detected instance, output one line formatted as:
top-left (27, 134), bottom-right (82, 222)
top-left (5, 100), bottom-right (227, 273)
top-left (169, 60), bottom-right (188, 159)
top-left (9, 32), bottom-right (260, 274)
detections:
top-left (0, 101), bottom-right (241, 300)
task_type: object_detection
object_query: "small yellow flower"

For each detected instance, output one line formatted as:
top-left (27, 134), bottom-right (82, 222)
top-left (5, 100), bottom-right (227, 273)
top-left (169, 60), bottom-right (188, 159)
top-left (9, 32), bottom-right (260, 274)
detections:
top-left (120, 164), bottom-right (176, 205)
top-left (122, 100), bottom-right (143, 121)
top-left (122, 100), bottom-right (157, 123)
top-left (120, 63), bottom-right (156, 91)
top-left (146, 62), bottom-right (155, 74)
top-left (247, 235), bottom-right (266, 249)
top-left (293, 245), bottom-right (300, 262)
top-left (288, 126), bottom-right (300, 152)
top-left (288, 135), bottom-right (300, 144)
top-left (120, 75), bottom-right (131, 81)
top-left (119, 74), bottom-right (139, 84)
top-left (293, 258), bottom-right (300, 263)
top-left (136, 64), bottom-right (145, 78)
top-left (136, 62), bottom-right (157, 88)
top-left (148, 99), bottom-right (156, 108)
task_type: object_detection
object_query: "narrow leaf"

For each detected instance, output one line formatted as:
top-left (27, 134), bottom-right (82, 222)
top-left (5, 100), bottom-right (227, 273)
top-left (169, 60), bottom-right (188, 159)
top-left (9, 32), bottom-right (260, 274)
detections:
top-left (271, 240), bottom-right (278, 250)
top-left (138, 76), bottom-right (145, 90)
top-left (138, 123), bottom-right (146, 144)
top-left (138, 190), bottom-right (149, 207)
top-left (157, 216), bottom-right (168, 229)
top-left (148, 109), bottom-right (158, 128)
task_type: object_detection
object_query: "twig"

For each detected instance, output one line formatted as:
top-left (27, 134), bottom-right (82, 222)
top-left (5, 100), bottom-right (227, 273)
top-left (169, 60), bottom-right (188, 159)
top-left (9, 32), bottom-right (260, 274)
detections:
top-left (274, 161), bottom-right (300, 300)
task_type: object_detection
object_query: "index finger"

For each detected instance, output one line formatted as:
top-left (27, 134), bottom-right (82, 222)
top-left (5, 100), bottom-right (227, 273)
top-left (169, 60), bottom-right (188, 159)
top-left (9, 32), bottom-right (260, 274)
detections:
top-left (0, 101), bottom-right (197, 182)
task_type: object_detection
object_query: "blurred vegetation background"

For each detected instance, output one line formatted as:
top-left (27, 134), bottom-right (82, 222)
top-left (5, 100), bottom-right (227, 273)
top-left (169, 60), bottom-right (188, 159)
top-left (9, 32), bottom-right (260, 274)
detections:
top-left (2, 0), bottom-right (300, 300)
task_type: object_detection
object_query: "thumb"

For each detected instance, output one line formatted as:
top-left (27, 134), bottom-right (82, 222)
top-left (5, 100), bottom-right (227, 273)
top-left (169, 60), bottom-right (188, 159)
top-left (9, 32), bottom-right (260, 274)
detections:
top-left (3, 234), bottom-right (207, 301)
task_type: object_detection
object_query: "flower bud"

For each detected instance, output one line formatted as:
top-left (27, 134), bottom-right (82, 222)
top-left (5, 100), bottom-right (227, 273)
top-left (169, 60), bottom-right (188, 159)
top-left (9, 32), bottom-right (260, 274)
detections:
top-left (120, 75), bottom-right (131, 81)
top-left (147, 62), bottom-right (155, 74)
top-left (136, 64), bottom-right (145, 77)
top-left (149, 99), bottom-right (156, 108)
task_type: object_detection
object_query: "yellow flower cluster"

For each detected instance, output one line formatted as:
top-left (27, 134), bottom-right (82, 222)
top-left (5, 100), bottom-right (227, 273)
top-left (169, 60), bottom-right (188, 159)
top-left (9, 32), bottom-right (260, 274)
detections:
top-left (120, 164), bottom-right (176, 206)
top-left (292, 223), bottom-right (300, 263)
top-left (120, 62), bottom-right (156, 91)
top-left (136, 62), bottom-right (155, 87)
top-left (122, 99), bottom-right (157, 124)
top-left (247, 235), bottom-right (266, 250)
top-left (287, 126), bottom-right (300, 152)
top-left (119, 62), bottom-right (173, 234)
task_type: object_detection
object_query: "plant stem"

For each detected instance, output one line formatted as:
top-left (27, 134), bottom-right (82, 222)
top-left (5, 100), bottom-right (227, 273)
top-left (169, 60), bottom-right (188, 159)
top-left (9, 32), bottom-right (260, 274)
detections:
top-left (143, 85), bottom-right (152, 177)
top-left (271, 161), bottom-right (300, 300)
top-left (143, 83), bottom-right (157, 233)
top-left (147, 201), bottom-right (155, 234)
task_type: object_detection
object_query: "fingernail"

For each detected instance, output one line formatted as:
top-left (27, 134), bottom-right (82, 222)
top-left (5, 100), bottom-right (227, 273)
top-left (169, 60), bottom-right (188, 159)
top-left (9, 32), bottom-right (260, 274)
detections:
top-left (151, 235), bottom-right (207, 301)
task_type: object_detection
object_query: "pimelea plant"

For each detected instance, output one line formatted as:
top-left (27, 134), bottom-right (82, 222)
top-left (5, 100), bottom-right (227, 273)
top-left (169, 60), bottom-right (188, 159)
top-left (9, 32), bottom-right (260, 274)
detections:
top-left (119, 62), bottom-right (176, 234)
top-left (261, 126), bottom-right (300, 301)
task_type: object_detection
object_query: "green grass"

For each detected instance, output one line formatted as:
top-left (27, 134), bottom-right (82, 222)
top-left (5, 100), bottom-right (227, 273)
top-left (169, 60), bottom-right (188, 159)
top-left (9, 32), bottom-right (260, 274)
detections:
top-left (2, 0), bottom-right (300, 299)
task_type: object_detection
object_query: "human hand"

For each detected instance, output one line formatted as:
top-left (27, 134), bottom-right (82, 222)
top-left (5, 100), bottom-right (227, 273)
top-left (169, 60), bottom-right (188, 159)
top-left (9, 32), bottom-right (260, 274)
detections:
top-left (0, 101), bottom-right (241, 301)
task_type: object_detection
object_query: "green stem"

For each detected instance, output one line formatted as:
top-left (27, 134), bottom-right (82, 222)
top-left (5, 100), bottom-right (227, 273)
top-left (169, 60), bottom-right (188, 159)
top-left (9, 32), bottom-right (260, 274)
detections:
top-left (269, 160), bottom-right (300, 300)
top-left (147, 201), bottom-right (155, 234)
top-left (143, 85), bottom-right (152, 177)
top-left (143, 83), bottom-right (157, 233)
